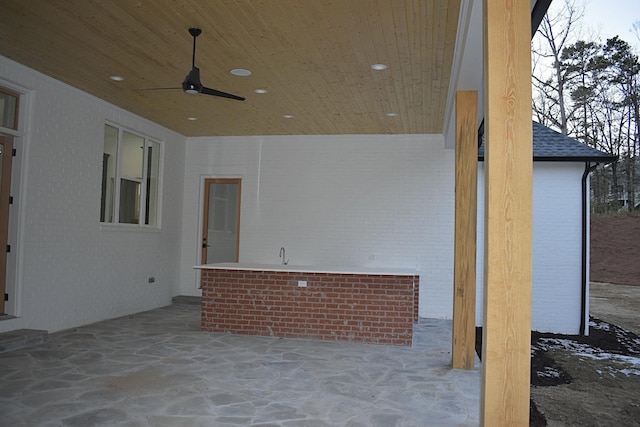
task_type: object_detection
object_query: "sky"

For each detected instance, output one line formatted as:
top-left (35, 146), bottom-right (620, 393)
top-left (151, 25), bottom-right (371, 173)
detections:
top-left (576, 0), bottom-right (640, 48)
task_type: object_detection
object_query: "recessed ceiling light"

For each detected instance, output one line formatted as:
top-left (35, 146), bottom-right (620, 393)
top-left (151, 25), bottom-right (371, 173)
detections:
top-left (283, 114), bottom-right (294, 119)
top-left (231, 68), bottom-right (252, 76)
top-left (371, 64), bottom-right (388, 71)
top-left (109, 75), bottom-right (125, 81)
top-left (187, 117), bottom-right (198, 121)
top-left (386, 112), bottom-right (398, 117)
top-left (254, 89), bottom-right (268, 94)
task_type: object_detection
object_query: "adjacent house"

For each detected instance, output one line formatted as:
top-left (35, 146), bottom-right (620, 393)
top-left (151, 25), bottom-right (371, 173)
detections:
top-left (478, 122), bottom-right (617, 334)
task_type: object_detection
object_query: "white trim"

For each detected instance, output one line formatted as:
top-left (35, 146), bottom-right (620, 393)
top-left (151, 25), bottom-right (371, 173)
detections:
top-left (442, 0), bottom-right (484, 148)
top-left (443, 0), bottom-right (476, 135)
top-left (0, 78), bottom-right (33, 319)
top-left (195, 174), bottom-right (244, 289)
top-left (98, 224), bottom-right (161, 233)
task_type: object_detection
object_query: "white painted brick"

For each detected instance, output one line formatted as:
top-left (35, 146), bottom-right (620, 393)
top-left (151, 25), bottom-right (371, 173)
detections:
top-left (0, 56), bottom-right (185, 333)
top-left (179, 135), bottom-right (456, 319)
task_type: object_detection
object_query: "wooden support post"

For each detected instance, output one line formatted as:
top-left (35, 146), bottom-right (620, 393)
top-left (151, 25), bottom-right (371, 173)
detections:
top-left (481, 0), bottom-right (533, 425)
top-left (452, 90), bottom-right (478, 370)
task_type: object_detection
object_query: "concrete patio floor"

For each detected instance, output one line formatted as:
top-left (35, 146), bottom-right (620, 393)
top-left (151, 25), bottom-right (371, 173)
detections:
top-left (0, 298), bottom-right (480, 426)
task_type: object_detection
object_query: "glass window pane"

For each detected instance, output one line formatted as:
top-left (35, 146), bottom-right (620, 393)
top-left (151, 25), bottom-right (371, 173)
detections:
top-left (206, 182), bottom-right (240, 263)
top-left (212, 183), bottom-right (235, 231)
top-left (212, 186), bottom-right (226, 231)
top-left (119, 179), bottom-right (140, 224)
top-left (145, 141), bottom-right (160, 226)
top-left (101, 125), bottom-right (118, 222)
top-left (0, 89), bottom-right (18, 130)
top-left (226, 184), bottom-right (238, 232)
top-left (120, 131), bottom-right (144, 179)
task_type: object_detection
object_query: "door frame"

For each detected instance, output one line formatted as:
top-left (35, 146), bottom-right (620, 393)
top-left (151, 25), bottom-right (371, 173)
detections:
top-left (0, 81), bottom-right (27, 318)
top-left (0, 136), bottom-right (13, 314)
top-left (200, 177), bottom-right (242, 265)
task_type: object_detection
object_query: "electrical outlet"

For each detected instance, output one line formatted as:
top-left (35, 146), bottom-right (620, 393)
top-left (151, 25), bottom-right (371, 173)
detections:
top-left (297, 280), bottom-right (307, 287)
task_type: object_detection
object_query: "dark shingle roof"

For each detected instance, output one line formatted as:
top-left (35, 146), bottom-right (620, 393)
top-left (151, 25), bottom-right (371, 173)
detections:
top-left (478, 122), bottom-right (618, 162)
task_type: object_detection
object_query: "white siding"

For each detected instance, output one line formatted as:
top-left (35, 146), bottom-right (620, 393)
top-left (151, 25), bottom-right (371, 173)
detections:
top-left (0, 56), bottom-right (185, 333)
top-left (477, 162), bottom-right (585, 334)
top-left (178, 135), bottom-right (457, 319)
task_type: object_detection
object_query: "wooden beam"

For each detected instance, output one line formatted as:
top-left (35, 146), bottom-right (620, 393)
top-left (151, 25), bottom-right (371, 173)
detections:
top-left (481, 0), bottom-right (533, 425)
top-left (452, 90), bottom-right (478, 370)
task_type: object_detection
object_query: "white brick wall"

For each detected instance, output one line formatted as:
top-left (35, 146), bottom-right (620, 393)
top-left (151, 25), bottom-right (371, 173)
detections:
top-left (476, 162), bottom-right (585, 334)
top-left (178, 135), bottom-right (457, 319)
top-left (0, 56), bottom-right (185, 333)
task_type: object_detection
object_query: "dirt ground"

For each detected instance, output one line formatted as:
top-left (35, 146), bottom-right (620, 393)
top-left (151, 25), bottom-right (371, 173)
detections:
top-left (527, 214), bottom-right (640, 426)
top-left (590, 282), bottom-right (640, 337)
top-left (530, 305), bottom-right (640, 426)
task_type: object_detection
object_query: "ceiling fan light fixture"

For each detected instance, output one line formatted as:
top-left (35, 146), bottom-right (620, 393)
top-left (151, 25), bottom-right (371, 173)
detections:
top-left (182, 67), bottom-right (203, 94)
top-left (231, 68), bottom-right (252, 77)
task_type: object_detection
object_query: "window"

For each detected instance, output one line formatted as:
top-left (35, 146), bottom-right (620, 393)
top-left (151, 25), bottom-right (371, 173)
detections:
top-left (100, 124), bottom-right (161, 226)
top-left (0, 87), bottom-right (19, 130)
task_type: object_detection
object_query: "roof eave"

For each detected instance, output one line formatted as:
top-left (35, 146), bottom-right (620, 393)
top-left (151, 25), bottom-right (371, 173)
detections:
top-left (478, 155), bottom-right (619, 163)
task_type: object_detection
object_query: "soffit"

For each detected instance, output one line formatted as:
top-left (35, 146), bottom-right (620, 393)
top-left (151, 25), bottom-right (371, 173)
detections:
top-left (0, 0), bottom-right (461, 137)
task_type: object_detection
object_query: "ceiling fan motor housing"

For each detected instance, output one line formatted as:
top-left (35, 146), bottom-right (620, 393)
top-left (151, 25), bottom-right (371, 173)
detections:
top-left (182, 67), bottom-right (203, 94)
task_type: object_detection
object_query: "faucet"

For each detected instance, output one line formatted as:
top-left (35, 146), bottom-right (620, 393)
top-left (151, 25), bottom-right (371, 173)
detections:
top-left (279, 247), bottom-right (289, 265)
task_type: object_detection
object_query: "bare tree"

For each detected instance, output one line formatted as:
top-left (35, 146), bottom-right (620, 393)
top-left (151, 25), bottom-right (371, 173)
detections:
top-left (533, 1), bottom-right (640, 213)
top-left (532, 0), bottom-right (586, 134)
top-left (632, 20), bottom-right (640, 44)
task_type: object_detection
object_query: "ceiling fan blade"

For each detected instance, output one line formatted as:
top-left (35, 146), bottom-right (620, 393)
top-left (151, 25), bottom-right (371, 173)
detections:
top-left (201, 86), bottom-right (246, 101)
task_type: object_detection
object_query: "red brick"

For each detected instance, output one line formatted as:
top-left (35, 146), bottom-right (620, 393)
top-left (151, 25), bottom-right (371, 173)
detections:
top-left (200, 269), bottom-right (414, 346)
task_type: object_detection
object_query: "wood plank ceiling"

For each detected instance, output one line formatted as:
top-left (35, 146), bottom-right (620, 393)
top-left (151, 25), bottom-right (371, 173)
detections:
top-left (0, 0), bottom-right (461, 137)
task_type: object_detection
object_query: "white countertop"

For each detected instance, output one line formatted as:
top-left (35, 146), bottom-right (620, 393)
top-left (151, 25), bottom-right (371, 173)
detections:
top-left (194, 262), bottom-right (417, 276)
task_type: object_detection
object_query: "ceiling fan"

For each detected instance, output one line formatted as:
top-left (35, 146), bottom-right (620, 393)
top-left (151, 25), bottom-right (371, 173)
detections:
top-left (143, 28), bottom-right (245, 101)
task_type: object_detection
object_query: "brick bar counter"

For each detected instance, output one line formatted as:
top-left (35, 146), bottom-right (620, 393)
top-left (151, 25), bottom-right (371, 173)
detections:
top-left (196, 263), bottom-right (419, 346)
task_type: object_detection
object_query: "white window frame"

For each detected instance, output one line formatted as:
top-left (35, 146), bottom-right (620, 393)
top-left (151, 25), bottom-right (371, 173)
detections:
top-left (100, 122), bottom-right (163, 229)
